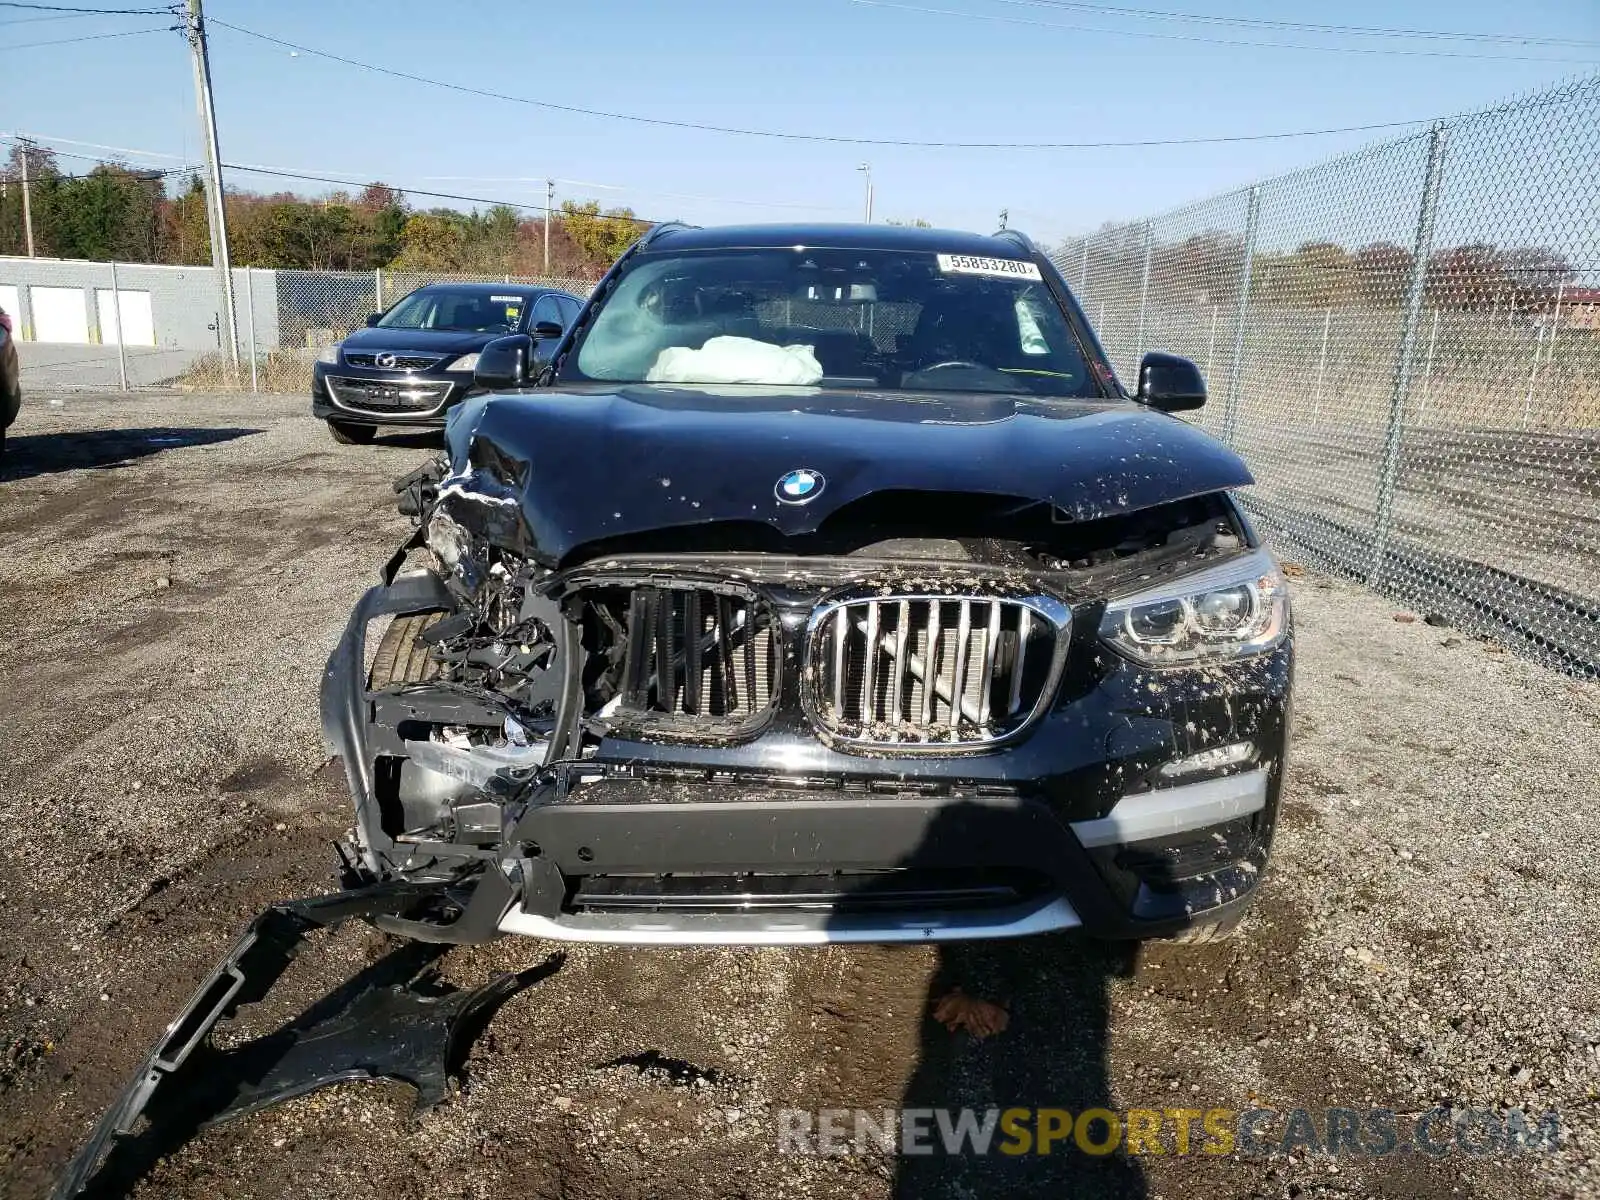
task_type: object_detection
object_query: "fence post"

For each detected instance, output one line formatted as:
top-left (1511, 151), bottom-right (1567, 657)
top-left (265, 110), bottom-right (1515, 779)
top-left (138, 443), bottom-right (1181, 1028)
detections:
top-left (1523, 322), bottom-right (1546, 427)
top-left (1311, 308), bottom-right (1331, 420)
top-left (1370, 122), bottom-right (1448, 586)
top-left (1415, 308), bottom-right (1439, 420)
top-left (1544, 279), bottom-right (1565, 367)
top-left (1205, 304), bottom-right (1218, 385)
top-left (109, 260), bottom-right (128, 392)
top-left (245, 265), bottom-right (259, 394)
top-left (374, 266), bottom-right (383, 310)
top-left (1222, 186), bottom-right (1260, 448)
top-left (1135, 223), bottom-right (1153, 360)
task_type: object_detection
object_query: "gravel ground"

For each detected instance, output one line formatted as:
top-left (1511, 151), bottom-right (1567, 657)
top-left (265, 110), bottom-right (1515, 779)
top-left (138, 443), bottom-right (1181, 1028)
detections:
top-left (1, 392), bottom-right (1596, 1200)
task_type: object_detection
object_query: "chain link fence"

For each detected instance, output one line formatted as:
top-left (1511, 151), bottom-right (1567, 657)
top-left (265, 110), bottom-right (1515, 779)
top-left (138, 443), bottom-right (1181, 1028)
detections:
top-left (1054, 76), bottom-right (1600, 678)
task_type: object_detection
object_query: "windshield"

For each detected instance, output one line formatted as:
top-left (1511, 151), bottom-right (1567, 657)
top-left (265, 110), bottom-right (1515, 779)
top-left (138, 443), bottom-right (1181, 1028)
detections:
top-left (377, 288), bottom-right (526, 333)
top-left (566, 248), bottom-right (1097, 396)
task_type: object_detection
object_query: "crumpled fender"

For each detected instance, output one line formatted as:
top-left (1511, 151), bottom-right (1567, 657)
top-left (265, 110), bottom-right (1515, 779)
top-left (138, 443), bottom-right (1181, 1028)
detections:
top-left (320, 568), bottom-right (457, 874)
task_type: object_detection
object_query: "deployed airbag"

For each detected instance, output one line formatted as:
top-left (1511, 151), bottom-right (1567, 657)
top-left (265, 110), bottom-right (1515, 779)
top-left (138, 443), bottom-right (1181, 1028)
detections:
top-left (645, 336), bottom-right (823, 385)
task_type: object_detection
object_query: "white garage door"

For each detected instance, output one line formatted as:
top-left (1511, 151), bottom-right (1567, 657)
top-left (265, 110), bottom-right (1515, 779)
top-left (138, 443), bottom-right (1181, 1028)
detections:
top-left (95, 288), bottom-right (156, 346)
top-left (31, 286), bottom-right (90, 343)
top-left (0, 285), bottom-right (19, 331)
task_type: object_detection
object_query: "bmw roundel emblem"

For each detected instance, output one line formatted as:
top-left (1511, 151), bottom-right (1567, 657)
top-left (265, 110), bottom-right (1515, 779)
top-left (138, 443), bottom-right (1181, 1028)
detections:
top-left (775, 468), bottom-right (825, 505)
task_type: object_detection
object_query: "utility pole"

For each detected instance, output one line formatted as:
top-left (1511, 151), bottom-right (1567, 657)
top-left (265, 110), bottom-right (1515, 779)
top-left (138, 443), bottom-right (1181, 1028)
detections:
top-left (18, 137), bottom-right (35, 258)
top-left (184, 0), bottom-right (239, 372)
top-left (857, 163), bottom-right (873, 224)
top-left (544, 178), bottom-right (554, 275)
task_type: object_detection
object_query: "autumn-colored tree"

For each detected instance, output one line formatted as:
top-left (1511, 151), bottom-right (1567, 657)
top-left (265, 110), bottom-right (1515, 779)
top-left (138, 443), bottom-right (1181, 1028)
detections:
top-left (560, 199), bottom-right (645, 272)
top-left (391, 211), bottom-right (467, 271)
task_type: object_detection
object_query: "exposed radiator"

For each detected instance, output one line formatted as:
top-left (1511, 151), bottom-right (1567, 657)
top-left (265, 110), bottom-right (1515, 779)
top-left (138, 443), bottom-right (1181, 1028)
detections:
top-left (807, 594), bottom-right (1068, 748)
top-left (617, 586), bottom-right (779, 724)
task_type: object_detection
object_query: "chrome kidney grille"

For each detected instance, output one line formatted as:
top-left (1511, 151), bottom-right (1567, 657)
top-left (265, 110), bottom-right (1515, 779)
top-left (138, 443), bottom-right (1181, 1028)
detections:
top-left (806, 594), bottom-right (1070, 749)
top-left (616, 586), bottom-right (780, 726)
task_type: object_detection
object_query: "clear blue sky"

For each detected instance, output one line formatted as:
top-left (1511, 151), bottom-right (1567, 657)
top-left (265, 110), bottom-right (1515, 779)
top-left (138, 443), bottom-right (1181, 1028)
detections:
top-left (3, 0), bottom-right (1596, 244)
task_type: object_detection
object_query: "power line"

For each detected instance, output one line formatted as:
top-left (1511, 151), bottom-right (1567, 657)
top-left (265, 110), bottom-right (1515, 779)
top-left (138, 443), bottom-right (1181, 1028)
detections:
top-left (217, 162), bottom-right (661, 227)
top-left (206, 16), bottom-right (1558, 150)
top-left (0, 134), bottom-right (194, 173)
top-left (0, 1), bottom-right (174, 12)
top-left (0, 10), bottom-right (151, 22)
top-left (420, 175), bottom-right (850, 213)
top-left (986, 0), bottom-right (1600, 49)
top-left (0, 131), bottom-right (189, 161)
top-left (0, 24), bottom-right (173, 49)
top-left (850, 0), bottom-right (1600, 63)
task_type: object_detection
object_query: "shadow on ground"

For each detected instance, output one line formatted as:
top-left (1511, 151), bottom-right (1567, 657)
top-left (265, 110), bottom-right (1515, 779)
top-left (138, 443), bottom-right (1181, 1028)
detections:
top-left (372, 429), bottom-right (444, 451)
top-left (832, 801), bottom-right (1149, 1198)
top-left (0, 427), bottom-right (262, 482)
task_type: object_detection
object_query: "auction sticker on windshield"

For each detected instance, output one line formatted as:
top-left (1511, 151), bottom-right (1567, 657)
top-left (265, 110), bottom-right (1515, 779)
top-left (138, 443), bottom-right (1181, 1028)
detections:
top-left (937, 254), bottom-right (1043, 281)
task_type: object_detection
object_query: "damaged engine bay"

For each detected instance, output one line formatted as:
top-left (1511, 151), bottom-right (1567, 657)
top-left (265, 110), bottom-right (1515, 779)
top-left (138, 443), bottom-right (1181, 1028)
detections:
top-left (357, 455), bottom-right (1256, 901)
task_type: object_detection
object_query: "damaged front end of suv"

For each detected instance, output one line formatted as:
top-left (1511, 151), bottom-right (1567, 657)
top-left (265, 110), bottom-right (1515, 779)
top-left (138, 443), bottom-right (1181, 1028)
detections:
top-left (57, 223), bottom-right (1292, 1197)
top-left (322, 222), bottom-right (1292, 949)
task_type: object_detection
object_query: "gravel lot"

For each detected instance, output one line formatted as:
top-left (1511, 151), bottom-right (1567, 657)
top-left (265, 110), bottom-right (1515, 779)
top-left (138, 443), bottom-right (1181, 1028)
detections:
top-left (2, 392), bottom-right (1596, 1200)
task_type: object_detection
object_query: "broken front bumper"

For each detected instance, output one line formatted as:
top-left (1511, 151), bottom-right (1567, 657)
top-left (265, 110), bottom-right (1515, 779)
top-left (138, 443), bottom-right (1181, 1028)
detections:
top-left (322, 569), bottom-right (1288, 948)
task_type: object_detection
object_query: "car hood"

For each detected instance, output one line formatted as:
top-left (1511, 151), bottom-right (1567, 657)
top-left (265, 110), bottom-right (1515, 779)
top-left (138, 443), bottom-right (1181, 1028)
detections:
top-left (437, 384), bottom-right (1254, 565)
top-left (341, 327), bottom-right (508, 356)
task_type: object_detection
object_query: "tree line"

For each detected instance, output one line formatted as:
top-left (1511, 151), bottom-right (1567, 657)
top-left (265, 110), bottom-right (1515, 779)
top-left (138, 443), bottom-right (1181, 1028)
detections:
top-left (1077, 226), bottom-right (1580, 312)
top-left (0, 144), bottom-right (643, 278)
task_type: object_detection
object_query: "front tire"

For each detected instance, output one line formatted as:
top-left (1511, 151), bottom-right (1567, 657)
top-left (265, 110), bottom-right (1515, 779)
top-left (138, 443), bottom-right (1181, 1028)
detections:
top-left (368, 611), bottom-right (446, 688)
top-left (327, 420), bottom-right (377, 445)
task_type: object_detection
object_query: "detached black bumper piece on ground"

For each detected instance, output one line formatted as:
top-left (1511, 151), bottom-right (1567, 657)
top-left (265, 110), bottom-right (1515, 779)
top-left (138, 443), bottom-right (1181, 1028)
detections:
top-left (53, 882), bottom-right (561, 1200)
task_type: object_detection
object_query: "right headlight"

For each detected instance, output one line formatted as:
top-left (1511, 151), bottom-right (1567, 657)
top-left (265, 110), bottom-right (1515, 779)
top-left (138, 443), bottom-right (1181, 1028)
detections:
top-left (317, 342), bottom-right (341, 365)
top-left (1098, 547), bottom-right (1289, 667)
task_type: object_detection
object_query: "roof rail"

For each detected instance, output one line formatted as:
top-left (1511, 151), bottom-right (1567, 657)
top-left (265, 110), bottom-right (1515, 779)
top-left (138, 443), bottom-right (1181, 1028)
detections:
top-left (641, 221), bottom-right (698, 248)
top-left (992, 228), bottom-right (1040, 255)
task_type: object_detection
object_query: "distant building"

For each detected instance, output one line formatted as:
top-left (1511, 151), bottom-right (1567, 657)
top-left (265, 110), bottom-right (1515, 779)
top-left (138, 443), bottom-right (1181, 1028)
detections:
top-left (1534, 285), bottom-right (1600, 332)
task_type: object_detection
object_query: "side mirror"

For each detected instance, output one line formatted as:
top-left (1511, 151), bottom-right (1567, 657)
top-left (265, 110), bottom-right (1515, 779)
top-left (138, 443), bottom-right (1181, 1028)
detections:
top-left (473, 333), bottom-right (534, 392)
top-left (1136, 351), bottom-right (1206, 413)
top-left (532, 320), bottom-right (564, 340)
top-left (365, 313), bottom-right (382, 327)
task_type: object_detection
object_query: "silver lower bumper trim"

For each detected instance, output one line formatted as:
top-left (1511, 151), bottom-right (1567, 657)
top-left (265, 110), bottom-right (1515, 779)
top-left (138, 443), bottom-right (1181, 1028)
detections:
top-left (1070, 768), bottom-right (1269, 849)
top-left (497, 895), bottom-right (1081, 946)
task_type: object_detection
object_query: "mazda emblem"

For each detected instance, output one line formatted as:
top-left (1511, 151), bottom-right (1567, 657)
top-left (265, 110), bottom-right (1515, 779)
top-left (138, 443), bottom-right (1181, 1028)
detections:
top-left (374, 351), bottom-right (398, 370)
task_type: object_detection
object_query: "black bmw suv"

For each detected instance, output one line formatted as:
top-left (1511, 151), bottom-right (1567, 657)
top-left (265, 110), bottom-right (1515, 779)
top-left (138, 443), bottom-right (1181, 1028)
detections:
top-left (320, 223), bottom-right (1292, 949)
top-left (311, 281), bottom-right (583, 443)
